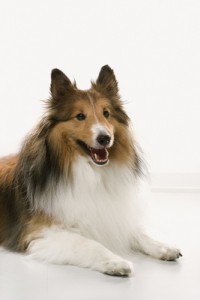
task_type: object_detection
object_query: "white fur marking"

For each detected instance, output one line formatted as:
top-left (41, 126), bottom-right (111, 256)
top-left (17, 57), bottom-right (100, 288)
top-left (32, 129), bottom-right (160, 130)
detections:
top-left (35, 158), bottom-right (141, 254)
top-left (88, 95), bottom-right (113, 148)
top-left (88, 95), bottom-right (99, 123)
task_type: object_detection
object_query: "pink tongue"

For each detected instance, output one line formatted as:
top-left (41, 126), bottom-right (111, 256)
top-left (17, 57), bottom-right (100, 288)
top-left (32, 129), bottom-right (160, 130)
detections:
top-left (90, 148), bottom-right (108, 163)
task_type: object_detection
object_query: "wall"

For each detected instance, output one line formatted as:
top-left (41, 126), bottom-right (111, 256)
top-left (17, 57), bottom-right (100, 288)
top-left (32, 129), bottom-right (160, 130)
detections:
top-left (0, 0), bottom-right (200, 188)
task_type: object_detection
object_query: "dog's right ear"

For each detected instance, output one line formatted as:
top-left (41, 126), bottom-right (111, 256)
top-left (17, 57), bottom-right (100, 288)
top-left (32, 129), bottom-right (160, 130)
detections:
top-left (50, 69), bottom-right (74, 100)
top-left (94, 65), bottom-right (119, 98)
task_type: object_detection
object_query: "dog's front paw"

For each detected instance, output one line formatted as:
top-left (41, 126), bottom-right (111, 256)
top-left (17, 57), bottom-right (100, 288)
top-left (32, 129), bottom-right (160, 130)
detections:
top-left (98, 257), bottom-right (134, 277)
top-left (159, 246), bottom-right (182, 261)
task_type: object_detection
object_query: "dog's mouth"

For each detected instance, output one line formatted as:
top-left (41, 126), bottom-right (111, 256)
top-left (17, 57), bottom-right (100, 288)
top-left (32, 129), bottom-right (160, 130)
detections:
top-left (77, 140), bottom-right (109, 165)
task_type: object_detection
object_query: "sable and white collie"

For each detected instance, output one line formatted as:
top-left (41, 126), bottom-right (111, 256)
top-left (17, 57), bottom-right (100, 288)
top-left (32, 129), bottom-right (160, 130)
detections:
top-left (0, 65), bottom-right (181, 276)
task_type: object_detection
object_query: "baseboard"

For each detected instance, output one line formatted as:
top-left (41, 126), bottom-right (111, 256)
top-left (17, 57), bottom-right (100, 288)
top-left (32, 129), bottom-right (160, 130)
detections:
top-left (149, 173), bottom-right (200, 193)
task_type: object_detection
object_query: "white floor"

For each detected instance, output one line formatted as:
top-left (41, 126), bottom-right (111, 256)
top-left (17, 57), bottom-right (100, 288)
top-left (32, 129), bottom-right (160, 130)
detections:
top-left (0, 191), bottom-right (199, 300)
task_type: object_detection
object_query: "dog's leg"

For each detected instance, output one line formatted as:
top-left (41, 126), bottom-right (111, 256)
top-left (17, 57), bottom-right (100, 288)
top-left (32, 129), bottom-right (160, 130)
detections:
top-left (131, 231), bottom-right (182, 261)
top-left (27, 226), bottom-right (133, 276)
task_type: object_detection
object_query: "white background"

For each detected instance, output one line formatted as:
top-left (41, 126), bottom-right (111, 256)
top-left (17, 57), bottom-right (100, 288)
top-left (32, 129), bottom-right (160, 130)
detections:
top-left (0, 0), bottom-right (200, 180)
top-left (0, 3), bottom-right (200, 299)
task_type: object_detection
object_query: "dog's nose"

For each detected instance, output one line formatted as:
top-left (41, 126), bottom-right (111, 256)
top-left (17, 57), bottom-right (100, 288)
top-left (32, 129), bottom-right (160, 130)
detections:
top-left (97, 134), bottom-right (111, 146)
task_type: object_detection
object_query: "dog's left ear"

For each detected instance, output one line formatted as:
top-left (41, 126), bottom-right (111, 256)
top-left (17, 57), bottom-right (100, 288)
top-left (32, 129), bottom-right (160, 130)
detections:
top-left (95, 65), bottom-right (119, 98)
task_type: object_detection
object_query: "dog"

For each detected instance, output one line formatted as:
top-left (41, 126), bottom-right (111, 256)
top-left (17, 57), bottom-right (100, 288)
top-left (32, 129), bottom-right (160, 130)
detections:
top-left (0, 65), bottom-right (182, 276)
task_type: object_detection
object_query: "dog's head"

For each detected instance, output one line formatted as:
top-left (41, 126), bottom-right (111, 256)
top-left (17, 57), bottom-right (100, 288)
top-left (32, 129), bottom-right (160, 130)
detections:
top-left (48, 65), bottom-right (132, 166)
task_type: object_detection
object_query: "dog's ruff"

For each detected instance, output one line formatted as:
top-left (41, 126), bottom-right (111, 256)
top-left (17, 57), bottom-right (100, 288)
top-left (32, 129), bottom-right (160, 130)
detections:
top-left (0, 65), bottom-right (182, 276)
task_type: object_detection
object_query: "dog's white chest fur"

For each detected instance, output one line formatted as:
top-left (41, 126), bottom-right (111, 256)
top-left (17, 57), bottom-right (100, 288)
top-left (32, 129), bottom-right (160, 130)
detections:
top-left (38, 156), bottom-right (141, 254)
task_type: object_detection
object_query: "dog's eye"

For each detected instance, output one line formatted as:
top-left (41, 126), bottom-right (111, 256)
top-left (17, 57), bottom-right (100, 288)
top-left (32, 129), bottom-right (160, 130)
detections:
top-left (103, 110), bottom-right (110, 118)
top-left (76, 113), bottom-right (86, 121)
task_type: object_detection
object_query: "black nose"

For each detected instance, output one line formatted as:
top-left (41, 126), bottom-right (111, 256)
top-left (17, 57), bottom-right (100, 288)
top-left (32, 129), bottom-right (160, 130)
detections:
top-left (97, 135), bottom-right (111, 146)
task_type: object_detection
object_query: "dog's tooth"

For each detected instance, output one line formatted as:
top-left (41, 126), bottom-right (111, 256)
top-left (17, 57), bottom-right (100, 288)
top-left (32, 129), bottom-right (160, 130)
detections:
top-left (94, 153), bottom-right (98, 161)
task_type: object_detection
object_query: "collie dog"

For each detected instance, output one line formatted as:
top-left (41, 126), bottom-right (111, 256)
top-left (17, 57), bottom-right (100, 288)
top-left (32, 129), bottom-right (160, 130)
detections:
top-left (0, 66), bottom-right (181, 276)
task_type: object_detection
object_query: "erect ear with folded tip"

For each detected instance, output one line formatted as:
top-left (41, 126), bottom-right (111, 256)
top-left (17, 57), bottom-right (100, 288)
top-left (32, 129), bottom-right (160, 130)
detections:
top-left (95, 65), bottom-right (119, 98)
top-left (50, 68), bottom-right (74, 99)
